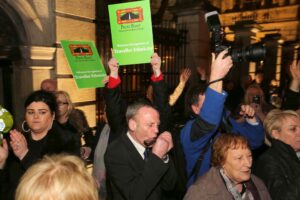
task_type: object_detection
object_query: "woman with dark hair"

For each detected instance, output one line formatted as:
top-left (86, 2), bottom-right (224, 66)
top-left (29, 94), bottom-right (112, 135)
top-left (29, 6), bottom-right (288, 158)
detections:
top-left (0, 90), bottom-right (80, 200)
top-left (184, 133), bottom-right (271, 200)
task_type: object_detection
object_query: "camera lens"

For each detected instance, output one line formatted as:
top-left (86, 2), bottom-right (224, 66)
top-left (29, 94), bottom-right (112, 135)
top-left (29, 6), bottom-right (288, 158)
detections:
top-left (231, 43), bottom-right (266, 62)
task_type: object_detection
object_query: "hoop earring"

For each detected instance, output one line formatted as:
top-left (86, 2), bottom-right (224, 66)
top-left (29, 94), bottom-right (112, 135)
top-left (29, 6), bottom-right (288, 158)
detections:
top-left (22, 121), bottom-right (31, 132)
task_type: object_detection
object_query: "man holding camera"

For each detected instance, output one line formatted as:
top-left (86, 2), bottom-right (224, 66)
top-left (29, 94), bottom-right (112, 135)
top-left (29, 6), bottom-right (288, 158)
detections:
top-left (104, 53), bottom-right (177, 200)
top-left (181, 50), bottom-right (265, 188)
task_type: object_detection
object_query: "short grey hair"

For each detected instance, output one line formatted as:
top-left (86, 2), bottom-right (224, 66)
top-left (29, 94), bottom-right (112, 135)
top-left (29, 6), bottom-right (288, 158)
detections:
top-left (126, 99), bottom-right (155, 123)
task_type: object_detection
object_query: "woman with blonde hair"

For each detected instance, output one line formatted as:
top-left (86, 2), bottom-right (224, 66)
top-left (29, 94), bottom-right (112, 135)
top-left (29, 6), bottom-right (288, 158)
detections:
top-left (55, 90), bottom-right (74, 124)
top-left (55, 90), bottom-right (94, 160)
top-left (254, 109), bottom-right (300, 200)
top-left (15, 154), bottom-right (99, 200)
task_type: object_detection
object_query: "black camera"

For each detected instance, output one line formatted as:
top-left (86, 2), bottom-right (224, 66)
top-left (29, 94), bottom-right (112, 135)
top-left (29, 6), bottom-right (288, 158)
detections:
top-left (252, 95), bottom-right (261, 104)
top-left (205, 11), bottom-right (266, 63)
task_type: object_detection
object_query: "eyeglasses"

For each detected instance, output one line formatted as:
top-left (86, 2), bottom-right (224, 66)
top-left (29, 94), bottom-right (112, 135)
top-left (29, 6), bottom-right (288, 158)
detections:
top-left (57, 102), bottom-right (69, 106)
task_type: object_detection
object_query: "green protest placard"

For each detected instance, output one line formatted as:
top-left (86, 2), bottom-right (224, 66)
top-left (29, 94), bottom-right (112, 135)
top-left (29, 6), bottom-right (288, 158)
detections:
top-left (108, 0), bottom-right (154, 66)
top-left (61, 40), bottom-right (107, 89)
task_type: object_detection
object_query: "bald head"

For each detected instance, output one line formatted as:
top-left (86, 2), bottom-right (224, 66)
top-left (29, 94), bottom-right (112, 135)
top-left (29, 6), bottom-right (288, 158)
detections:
top-left (40, 79), bottom-right (57, 92)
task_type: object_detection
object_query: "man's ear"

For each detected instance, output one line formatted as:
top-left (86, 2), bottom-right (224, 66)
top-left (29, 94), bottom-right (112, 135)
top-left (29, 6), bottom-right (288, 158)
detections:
top-left (191, 104), bottom-right (199, 115)
top-left (271, 130), bottom-right (280, 140)
top-left (128, 119), bottom-right (137, 131)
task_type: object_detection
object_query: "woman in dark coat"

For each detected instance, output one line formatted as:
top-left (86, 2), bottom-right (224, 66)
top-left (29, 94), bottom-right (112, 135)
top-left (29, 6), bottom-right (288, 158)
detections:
top-left (0, 90), bottom-right (80, 200)
top-left (254, 109), bottom-right (300, 200)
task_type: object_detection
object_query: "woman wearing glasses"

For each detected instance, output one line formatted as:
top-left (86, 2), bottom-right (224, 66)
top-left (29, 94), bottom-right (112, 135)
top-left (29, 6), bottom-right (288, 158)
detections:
top-left (55, 90), bottom-right (94, 160)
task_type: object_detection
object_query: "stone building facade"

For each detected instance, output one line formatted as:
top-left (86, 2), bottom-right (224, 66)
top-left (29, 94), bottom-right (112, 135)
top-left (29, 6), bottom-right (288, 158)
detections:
top-left (0, 0), bottom-right (299, 126)
top-left (0, 0), bottom-right (96, 127)
top-left (171, 0), bottom-right (299, 88)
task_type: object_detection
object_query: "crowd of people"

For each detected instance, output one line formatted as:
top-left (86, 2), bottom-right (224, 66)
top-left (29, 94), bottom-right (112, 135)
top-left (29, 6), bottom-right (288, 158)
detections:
top-left (0, 50), bottom-right (299, 200)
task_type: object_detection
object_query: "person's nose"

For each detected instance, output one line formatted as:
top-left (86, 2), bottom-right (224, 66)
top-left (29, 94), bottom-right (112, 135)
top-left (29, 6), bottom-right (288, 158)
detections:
top-left (153, 125), bottom-right (159, 134)
top-left (295, 127), bottom-right (300, 136)
top-left (244, 157), bottom-right (252, 168)
top-left (33, 112), bottom-right (39, 119)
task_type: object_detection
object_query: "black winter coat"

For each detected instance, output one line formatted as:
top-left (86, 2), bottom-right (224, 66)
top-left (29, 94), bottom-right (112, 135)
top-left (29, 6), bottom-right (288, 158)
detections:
top-left (0, 121), bottom-right (80, 200)
top-left (254, 139), bottom-right (300, 200)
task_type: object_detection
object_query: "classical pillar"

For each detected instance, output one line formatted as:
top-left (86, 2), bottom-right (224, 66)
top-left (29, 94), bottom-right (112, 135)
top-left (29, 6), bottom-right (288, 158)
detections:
top-left (262, 33), bottom-right (282, 88)
top-left (54, 0), bottom-right (97, 128)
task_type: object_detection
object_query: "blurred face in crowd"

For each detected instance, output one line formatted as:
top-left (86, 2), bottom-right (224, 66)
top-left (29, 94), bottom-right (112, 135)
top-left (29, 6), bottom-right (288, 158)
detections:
top-left (129, 106), bottom-right (160, 147)
top-left (255, 73), bottom-right (263, 84)
top-left (272, 116), bottom-right (300, 151)
top-left (192, 94), bottom-right (206, 115)
top-left (41, 79), bottom-right (57, 92)
top-left (56, 94), bottom-right (69, 118)
top-left (222, 146), bottom-right (252, 184)
top-left (25, 101), bottom-right (54, 138)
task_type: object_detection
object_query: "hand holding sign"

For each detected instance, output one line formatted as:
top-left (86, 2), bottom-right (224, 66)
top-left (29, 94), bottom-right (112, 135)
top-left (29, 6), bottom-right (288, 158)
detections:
top-left (108, 49), bottom-right (119, 79)
top-left (150, 53), bottom-right (161, 77)
top-left (108, 0), bottom-right (154, 65)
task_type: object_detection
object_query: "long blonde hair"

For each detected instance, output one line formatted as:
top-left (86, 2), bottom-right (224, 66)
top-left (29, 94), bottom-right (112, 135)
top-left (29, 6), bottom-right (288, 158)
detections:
top-left (55, 90), bottom-right (74, 117)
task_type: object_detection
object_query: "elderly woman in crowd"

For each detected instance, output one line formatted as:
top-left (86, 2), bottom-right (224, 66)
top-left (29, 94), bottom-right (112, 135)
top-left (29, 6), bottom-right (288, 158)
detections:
top-left (184, 133), bottom-right (271, 200)
top-left (15, 154), bottom-right (99, 200)
top-left (0, 90), bottom-right (80, 200)
top-left (254, 109), bottom-right (300, 200)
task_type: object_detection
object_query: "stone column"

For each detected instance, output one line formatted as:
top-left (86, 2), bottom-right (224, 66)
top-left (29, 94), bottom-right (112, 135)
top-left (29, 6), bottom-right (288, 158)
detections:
top-left (55, 0), bottom-right (96, 128)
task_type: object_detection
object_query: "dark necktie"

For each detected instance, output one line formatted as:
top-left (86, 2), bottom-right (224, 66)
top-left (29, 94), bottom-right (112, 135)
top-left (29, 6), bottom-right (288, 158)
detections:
top-left (144, 147), bottom-right (151, 161)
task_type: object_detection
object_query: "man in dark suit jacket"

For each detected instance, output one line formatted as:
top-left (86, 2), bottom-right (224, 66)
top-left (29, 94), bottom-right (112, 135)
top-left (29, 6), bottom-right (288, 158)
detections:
top-left (104, 53), bottom-right (177, 200)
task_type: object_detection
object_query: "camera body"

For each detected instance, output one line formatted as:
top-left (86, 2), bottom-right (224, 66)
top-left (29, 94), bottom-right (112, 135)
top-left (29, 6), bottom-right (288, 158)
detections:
top-left (205, 11), bottom-right (266, 63)
top-left (252, 95), bottom-right (261, 104)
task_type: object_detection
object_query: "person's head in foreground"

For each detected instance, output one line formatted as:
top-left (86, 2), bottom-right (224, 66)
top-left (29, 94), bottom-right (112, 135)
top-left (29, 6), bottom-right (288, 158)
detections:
top-left (264, 109), bottom-right (300, 151)
top-left (15, 154), bottom-right (99, 200)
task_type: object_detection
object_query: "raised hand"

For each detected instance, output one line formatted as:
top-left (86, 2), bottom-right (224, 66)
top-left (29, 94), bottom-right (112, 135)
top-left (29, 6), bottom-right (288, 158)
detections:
top-left (210, 50), bottom-right (233, 81)
top-left (250, 103), bottom-right (265, 122)
top-left (180, 68), bottom-right (191, 83)
top-left (10, 129), bottom-right (28, 160)
top-left (150, 53), bottom-right (162, 77)
top-left (0, 138), bottom-right (8, 169)
top-left (108, 48), bottom-right (119, 79)
top-left (289, 60), bottom-right (300, 92)
top-left (240, 104), bottom-right (258, 123)
top-left (289, 60), bottom-right (300, 81)
top-left (102, 75), bottom-right (109, 85)
top-left (108, 58), bottom-right (119, 79)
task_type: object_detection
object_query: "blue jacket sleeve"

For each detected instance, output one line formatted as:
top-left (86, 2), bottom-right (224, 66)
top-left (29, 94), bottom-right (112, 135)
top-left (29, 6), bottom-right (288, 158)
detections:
top-left (229, 116), bottom-right (264, 149)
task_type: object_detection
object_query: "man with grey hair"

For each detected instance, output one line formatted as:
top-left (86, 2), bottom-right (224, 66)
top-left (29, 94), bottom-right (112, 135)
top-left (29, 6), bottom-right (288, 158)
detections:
top-left (104, 53), bottom-right (176, 200)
